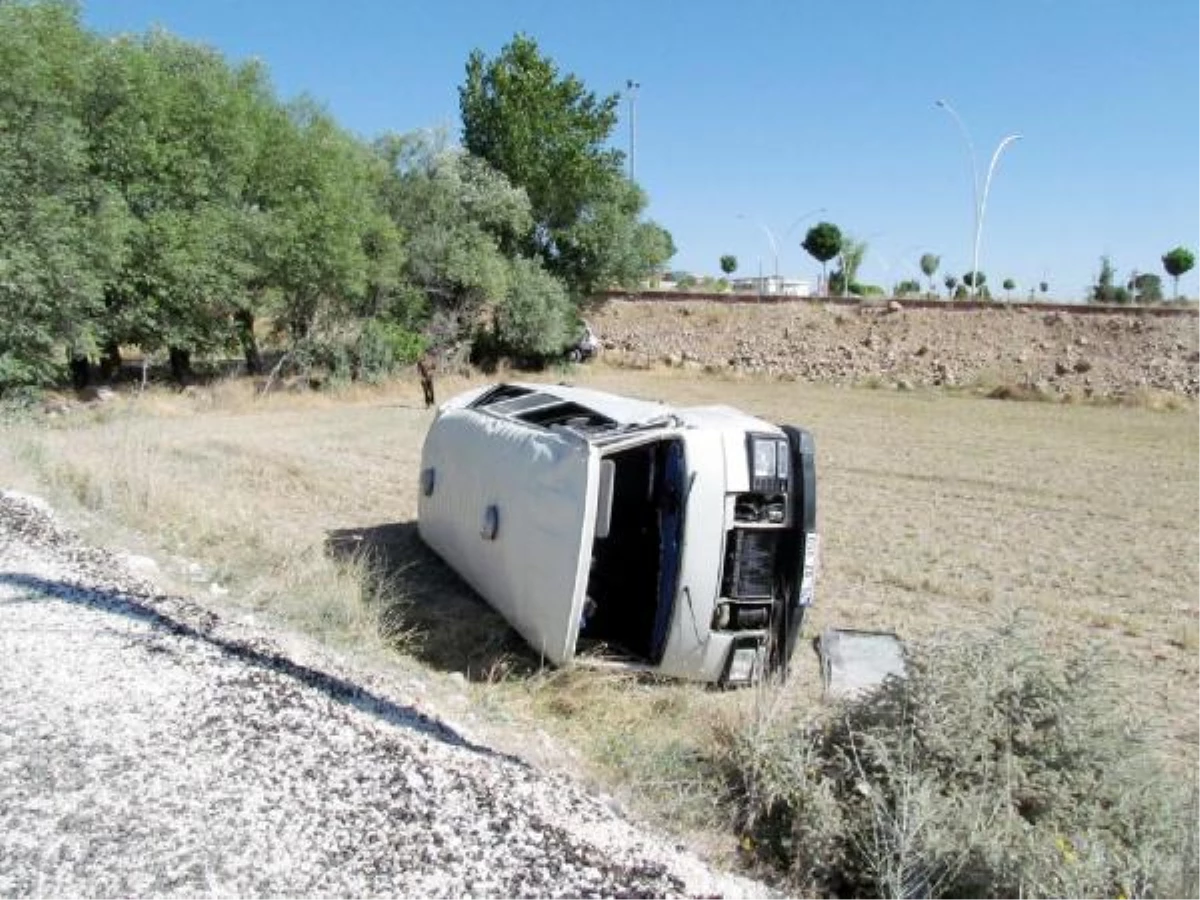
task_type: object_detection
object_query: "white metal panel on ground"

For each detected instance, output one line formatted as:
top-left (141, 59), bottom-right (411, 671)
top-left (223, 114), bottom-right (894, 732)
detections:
top-left (418, 408), bottom-right (597, 665)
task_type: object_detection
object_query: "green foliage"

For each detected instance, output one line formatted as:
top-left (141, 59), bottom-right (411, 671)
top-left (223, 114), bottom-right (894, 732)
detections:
top-left (553, 178), bottom-right (674, 298)
top-left (376, 132), bottom-right (529, 320)
top-left (0, 1), bottom-right (125, 391)
top-left (1130, 272), bottom-right (1163, 304)
top-left (1161, 247), bottom-right (1195, 299)
top-left (352, 318), bottom-right (426, 383)
top-left (0, 7), bottom-right (678, 391)
top-left (1090, 255), bottom-right (1132, 304)
top-left (493, 256), bottom-right (573, 358)
top-left (802, 222), bottom-right (842, 271)
top-left (919, 253), bottom-right (940, 293)
top-left (834, 235), bottom-right (869, 296)
top-left (83, 31), bottom-right (264, 356)
top-left (943, 274), bottom-right (958, 298)
top-left (895, 279), bottom-right (922, 296)
top-left (257, 101), bottom-right (395, 340)
top-left (720, 254), bottom-right (738, 276)
top-left (460, 34), bottom-right (671, 299)
top-left (1003, 277), bottom-right (1016, 299)
top-left (711, 622), bottom-right (1197, 899)
top-left (963, 270), bottom-right (987, 289)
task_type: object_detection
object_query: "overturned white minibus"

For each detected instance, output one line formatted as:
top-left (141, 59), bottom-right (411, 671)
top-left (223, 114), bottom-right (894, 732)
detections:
top-left (417, 382), bottom-right (817, 686)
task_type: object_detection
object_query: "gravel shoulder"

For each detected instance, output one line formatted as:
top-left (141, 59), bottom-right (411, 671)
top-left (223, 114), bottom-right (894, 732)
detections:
top-left (0, 490), bottom-right (766, 899)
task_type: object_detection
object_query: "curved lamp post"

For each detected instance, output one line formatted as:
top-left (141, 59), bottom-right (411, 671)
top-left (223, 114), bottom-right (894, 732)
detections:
top-left (784, 206), bottom-right (827, 240)
top-left (935, 99), bottom-right (1022, 297)
top-left (737, 214), bottom-right (780, 294)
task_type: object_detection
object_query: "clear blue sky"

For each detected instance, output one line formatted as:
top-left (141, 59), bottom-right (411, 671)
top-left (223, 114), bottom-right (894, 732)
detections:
top-left (83, 0), bottom-right (1199, 300)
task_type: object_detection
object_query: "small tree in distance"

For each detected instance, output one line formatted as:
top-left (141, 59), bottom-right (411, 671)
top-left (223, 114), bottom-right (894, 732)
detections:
top-left (1162, 246), bottom-right (1195, 300)
top-left (802, 222), bottom-right (842, 295)
top-left (1130, 272), bottom-right (1163, 304)
top-left (919, 252), bottom-right (940, 295)
top-left (963, 270), bottom-right (986, 294)
top-left (719, 254), bottom-right (737, 277)
top-left (1002, 277), bottom-right (1016, 300)
top-left (944, 274), bottom-right (958, 299)
top-left (1091, 255), bottom-right (1129, 304)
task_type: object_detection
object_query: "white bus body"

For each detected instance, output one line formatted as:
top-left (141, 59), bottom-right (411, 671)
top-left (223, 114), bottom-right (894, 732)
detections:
top-left (417, 383), bottom-right (817, 686)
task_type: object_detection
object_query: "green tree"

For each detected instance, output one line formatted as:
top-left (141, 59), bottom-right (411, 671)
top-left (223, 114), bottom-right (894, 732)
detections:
top-left (944, 274), bottom-right (958, 298)
top-left (1162, 246), bottom-right (1195, 300)
top-left (459, 34), bottom-right (671, 299)
top-left (493, 255), bottom-right (573, 358)
top-left (375, 131), bottom-right (530, 324)
top-left (1002, 277), bottom-right (1016, 300)
top-left (1129, 272), bottom-right (1163, 304)
top-left (895, 279), bottom-right (921, 296)
top-left (83, 31), bottom-right (276, 379)
top-left (551, 177), bottom-right (674, 298)
top-left (1089, 255), bottom-right (1130, 304)
top-left (0, 1), bottom-right (129, 392)
top-left (834, 235), bottom-right (868, 297)
top-left (250, 100), bottom-right (395, 348)
top-left (963, 270), bottom-right (987, 291)
top-left (719, 254), bottom-right (737, 276)
top-left (919, 252), bottom-right (940, 294)
top-left (801, 222), bottom-right (842, 295)
top-left (1039, 280), bottom-right (1049, 295)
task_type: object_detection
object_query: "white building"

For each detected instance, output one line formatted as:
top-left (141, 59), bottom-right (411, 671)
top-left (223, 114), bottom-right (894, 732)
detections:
top-left (729, 275), bottom-right (814, 297)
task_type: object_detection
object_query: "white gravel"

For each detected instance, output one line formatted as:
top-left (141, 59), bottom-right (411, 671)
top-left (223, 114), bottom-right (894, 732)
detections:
top-left (0, 491), bottom-right (766, 899)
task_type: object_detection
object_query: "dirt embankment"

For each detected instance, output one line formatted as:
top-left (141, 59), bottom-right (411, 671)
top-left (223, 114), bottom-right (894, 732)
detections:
top-left (589, 301), bottom-right (1200, 399)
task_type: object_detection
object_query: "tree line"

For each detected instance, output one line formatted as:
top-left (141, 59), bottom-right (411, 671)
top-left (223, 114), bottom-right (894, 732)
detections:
top-left (720, 222), bottom-right (1195, 303)
top-left (0, 3), bottom-right (673, 393)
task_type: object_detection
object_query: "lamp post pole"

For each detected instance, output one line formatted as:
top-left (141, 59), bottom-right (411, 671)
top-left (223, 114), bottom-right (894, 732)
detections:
top-left (936, 99), bottom-right (1022, 298)
top-left (626, 79), bottom-right (640, 181)
top-left (738, 214), bottom-right (779, 294)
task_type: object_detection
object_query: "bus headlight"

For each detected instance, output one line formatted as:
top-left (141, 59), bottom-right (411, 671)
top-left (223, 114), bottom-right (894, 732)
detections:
top-left (748, 434), bottom-right (790, 492)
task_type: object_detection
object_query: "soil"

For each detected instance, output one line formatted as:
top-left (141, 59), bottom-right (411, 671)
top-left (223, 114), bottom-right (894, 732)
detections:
top-left (587, 300), bottom-right (1199, 399)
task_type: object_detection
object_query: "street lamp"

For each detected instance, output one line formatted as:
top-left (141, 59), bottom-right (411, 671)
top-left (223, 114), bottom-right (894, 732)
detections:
top-left (783, 206), bottom-right (827, 240)
top-left (738, 214), bottom-right (779, 295)
top-left (935, 99), bottom-right (1022, 298)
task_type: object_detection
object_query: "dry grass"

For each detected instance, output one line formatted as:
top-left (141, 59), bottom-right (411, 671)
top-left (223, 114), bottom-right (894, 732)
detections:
top-left (0, 363), bottom-right (1196, 874)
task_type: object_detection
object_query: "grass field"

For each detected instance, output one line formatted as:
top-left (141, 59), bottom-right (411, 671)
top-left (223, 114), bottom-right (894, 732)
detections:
top-left (1, 366), bottom-right (1196, 866)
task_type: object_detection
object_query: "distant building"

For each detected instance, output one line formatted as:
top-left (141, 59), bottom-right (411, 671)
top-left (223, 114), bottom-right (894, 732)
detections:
top-left (730, 275), bottom-right (813, 297)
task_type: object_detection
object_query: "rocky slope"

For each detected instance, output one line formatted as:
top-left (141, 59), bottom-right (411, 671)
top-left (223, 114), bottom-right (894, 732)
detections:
top-left (589, 300), bottom-right (1199, 399)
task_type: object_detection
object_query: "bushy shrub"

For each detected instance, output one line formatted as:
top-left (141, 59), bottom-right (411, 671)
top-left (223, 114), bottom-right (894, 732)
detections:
top-left (711, 620), bottom-right (1198, 898)
top-left (352, 319), bottom-right (426, 383)
top-left (493, 256), bottom-right (573, 359)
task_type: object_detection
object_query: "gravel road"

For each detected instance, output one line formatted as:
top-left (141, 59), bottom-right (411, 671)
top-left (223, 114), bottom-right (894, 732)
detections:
top-left (0, 491), bottom-right (763, 898)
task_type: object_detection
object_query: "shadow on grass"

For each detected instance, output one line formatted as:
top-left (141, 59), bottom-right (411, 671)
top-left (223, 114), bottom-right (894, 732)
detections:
top-left (0, 572), bottom-right (514, 759)
top-left (325, 521), bottom-right (543, 682)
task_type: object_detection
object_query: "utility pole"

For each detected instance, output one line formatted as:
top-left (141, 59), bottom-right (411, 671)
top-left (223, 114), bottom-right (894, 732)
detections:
top-left (626, 79), bottom-right (640, 181)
